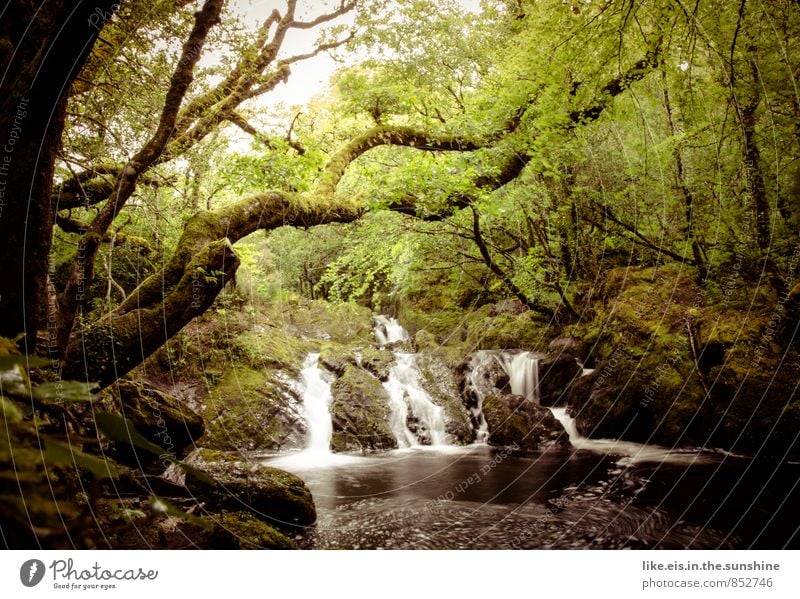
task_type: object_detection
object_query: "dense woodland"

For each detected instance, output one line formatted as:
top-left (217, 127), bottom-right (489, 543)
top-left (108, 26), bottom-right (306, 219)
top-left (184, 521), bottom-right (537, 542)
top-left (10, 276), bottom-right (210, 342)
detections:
top-left (1, 0), bottom-right (799, 549)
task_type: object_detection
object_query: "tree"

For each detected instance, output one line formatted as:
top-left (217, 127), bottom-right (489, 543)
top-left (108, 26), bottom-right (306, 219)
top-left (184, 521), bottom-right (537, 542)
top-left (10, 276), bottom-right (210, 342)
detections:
top-left (7, 0), bottom-right (798, 388)
top-left (0, 0), bottom-right (119, 348)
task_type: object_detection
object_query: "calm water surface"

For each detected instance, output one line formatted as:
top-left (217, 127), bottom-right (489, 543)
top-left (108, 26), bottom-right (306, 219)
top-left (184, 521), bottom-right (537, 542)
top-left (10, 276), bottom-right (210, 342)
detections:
top-left (265, 446), bottom-right (800, 549)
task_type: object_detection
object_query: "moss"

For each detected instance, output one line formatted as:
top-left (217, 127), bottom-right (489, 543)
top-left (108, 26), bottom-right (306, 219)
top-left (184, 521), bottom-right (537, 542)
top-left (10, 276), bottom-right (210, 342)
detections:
top-left (185, 457), bottom-right (317, 528)
top-left (101, 379), bottom-right (204, 459)
top-left (358, 346), bottom-right (394, 380)
top-left (463, 310), bottom-right (550, 350)
top-left (203, 365), bottom-right (305, 451)
top-left (566, 263), bottom-right (800, 455)
top-left (330, 365), bottom-right (395, 452)
top-left (414, 349), bottom-right (472, 443)
top-left (319, 343), bottom-right (358, 376)
top-left (214, 511), bottom-right (296, 549)
top-left (483, 394), bottom-right (565, 450)
top-left (231, 328), bottom-right (309, 372)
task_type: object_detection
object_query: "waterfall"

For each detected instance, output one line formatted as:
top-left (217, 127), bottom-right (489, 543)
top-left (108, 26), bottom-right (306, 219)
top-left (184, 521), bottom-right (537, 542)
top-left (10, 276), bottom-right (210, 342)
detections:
top-left (373, 315), bottom-right (409, 345)
top-left (373, 316), bottom-right (448, 447)
top-left (498, 351), bottom-right (542, 403)
top-left (300, 353), bottom-right (334, 453)
top-left (463, 351), bottom-right (495, 444)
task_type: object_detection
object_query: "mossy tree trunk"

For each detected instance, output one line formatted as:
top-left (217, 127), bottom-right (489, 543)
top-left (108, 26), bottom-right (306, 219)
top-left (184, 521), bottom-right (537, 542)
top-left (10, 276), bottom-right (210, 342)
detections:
top-left (0, 1), bottom-right (118, 348)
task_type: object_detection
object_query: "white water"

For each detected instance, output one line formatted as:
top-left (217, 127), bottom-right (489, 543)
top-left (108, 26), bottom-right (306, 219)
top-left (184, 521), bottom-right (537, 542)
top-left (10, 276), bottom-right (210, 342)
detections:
top-left (490, 351), bottom-right (716, 466)
top-left (498, 351), bottom-right (543, 402)
top-left (465, 351), bottom-right (493, 444)
top-left (373, 316), bottom-right (449, 447)
top-left (269, 353), bottom-right (364, 469)
top-left (300, 353), bottom-right (334, 453)
top-left (383, 353), bottom-right (448, 447)
top-left (373, 315), bottom-right (409, 345)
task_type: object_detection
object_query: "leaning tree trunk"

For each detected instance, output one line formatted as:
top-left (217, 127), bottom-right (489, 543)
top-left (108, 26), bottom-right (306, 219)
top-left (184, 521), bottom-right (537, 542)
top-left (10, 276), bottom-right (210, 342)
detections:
top-left (61, 192), bottom-right (364, 386)
top-left (0, 1), bottom-right (118, 349)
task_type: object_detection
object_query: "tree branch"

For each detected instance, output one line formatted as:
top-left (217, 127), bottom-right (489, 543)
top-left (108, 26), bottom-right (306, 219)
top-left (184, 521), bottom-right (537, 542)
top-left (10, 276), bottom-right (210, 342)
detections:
top-left (57, 0), bottom-right (224, 354)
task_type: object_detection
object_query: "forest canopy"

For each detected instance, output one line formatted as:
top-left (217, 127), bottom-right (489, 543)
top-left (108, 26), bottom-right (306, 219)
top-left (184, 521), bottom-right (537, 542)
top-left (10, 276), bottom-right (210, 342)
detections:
top-left (1, 0), bottom-right (799, 551)
top-left (0, 0), bottom-right (797, 385)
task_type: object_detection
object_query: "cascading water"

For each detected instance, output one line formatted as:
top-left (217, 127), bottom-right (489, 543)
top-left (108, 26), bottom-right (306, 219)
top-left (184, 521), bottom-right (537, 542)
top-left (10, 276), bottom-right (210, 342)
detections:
top-left (373, 315), bottom-right (409, 345)
top-left (373, 316), bottom-right (448, 447)
top-left (498, 351), bottom-right (542, 402)
top-left (494, 353), bottom-right (715, 465)
top-left (463, 352), bottom-right (493, 444)
top-left (300, 353), bottom-right (334, 454)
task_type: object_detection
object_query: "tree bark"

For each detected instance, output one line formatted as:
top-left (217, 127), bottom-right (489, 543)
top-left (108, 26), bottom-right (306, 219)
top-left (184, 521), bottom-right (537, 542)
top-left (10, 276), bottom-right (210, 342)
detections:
top-left (56, 0), bottom-right (225, 355)
top-left (62, 192), bottom-right (363, 385)
top-left (0, 0), bottom-right (118, 348)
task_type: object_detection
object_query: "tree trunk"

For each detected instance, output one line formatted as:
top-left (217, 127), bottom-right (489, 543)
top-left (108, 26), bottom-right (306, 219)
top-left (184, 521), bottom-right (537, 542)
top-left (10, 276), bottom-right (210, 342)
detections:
top-left (62, 192), bottom-right (363, 386)
top-left (0, 1), bottom-right (118, 349)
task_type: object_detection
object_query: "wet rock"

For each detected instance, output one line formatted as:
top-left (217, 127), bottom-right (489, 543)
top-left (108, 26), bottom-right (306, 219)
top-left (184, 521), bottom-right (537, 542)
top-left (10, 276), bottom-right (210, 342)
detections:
top-left (415, 350), bottom-right (472, 444)
top-left (319, 344), bottom-right (358, 376)
top-left (105, 379), bottom-right (204, 460)
top-left (482, 394), bottom-right (566, 450)
top-left (537, 354), bottom-right (582, 407)
top-left (414, 330), bottom-right (438, 351)
top-left (330, 365), bottom-right (396, 451)
top-left (203, 367), bottom-right (306, 452)
top-left (359, 346), bottom-right (395, 381)
top-left (182, 450), bottom-right (316, 528)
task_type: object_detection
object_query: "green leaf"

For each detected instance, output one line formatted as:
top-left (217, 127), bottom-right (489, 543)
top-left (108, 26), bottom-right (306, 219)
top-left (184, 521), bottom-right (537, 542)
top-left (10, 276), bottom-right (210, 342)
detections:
top-left (149, 495), bottom-right (208, 528)
top-left (33, 381), bottom-right (97, 403)
top-left (0, 397), bottom-right (24, 423)
top-left (0, 355), bottom-right (51, 370)
top-left (44, 439), bottom-right (122, 479)
top-left (177, 462), bottom-right (217, 487)
top-left (95, 412), bottom-right (174, 459)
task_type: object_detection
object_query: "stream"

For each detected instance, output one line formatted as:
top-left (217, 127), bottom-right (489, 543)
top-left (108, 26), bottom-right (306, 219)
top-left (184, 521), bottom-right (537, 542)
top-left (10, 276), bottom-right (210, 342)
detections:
top-left (264, 316), bottom-right (800, 549)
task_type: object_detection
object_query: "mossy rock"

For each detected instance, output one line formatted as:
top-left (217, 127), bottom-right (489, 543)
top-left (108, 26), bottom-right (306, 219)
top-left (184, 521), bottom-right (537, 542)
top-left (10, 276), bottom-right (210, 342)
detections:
top-left (105, 379), bottom-right (204, 459)
top-left (184, 455), bottom-right (316, 529)
top-left (414, 330), bottom-right (438, 352)
top-left (395, 307), bottom-right (467, 345)
top-left (537, 354), bottom-right (582, 407)
top-left (359, 346), bottom-right (394, 381)
top-left (213, 511), bottom-right (296, 549)
top-left (319, 343), bottom-right (358, 376)
top-left (330, 365), bottom-right (396, 452)
top-left (415, 349), bottom-right (472, 443)
top-left (273, 300), bottom-right (375, 344)
top-left (483, 394), bottom-right (566, 450)
top-left (567, 356), bottom-right (707, 444)
top-left (231, 328), bottom-right (309, 372)
top-left (706, 348), bottom-right (800, 456)
top-left (567, 264), bottom-right (800, 456)
top-left (464, 310), bottom-right (549, 350)
top-left (203, 366), bottom-right (306, 451)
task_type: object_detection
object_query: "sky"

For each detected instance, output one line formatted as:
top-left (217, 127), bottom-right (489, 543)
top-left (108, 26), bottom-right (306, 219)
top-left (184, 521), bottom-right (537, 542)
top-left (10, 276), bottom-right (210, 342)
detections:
top-left (228, 0), bottom-right (483, 110)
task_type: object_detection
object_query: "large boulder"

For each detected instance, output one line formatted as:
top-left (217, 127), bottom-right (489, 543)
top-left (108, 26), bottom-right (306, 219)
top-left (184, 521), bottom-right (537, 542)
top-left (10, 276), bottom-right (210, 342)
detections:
top-left (319, 344), bottom-right (358, 376)
top-left (414, 349), bottom-right (473, 444)
top-left (358, 346), bottom-right (395, 381)
top-left (330, 365), bottom-right (396, 451)
top-left (106, 379), bottom-right (204, 460)
top-left (537, 354), bottom-right (582, 407)
top-left (182, 451), bottom-right (316, 528)
top-left (203, 366), bottom-right (306, 452)
top-left (565, 264), bottom-right (800, 456)
top-left (483, 394), bottom-right (566, 450)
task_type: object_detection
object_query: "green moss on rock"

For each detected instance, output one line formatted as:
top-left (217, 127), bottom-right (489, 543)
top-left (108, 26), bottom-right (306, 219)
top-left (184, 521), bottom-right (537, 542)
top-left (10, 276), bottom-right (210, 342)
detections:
top-left (203, 366), bottom-right (306, 451)
top-left (330, 365), bottom-right (396, 452)
top-left (214, 511), bottom-right (296, 549)
top-left (483, 394), bottom-right (565, 450)
top-left (184, 455), bottom-right (316, 528)
top-left (359, 346), bottom-right (395, 381)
